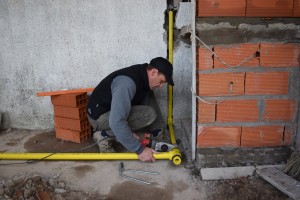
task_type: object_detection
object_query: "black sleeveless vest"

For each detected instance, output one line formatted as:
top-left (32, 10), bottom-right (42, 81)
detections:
top-left (87, 63), bottom-right (150, 120)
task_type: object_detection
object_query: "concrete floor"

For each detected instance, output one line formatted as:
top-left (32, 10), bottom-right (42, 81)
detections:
top-left (0, 129), bottom-right (292, 200)
top-left (0, 129), bottom-right (206, 199)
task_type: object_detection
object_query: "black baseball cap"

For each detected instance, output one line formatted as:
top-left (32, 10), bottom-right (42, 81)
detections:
top-left (149, 57), bottom-right (174, 86)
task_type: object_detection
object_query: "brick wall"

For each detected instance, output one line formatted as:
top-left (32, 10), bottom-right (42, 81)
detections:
top-left (196, 43), bottom-right (299, 148)
top-left (197, 0), bottom-right (299, 17)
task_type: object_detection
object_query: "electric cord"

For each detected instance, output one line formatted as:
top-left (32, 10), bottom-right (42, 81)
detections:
top-left (0, 138), bottom-right (105, 166)
top-left (191, 81), bottom-right (233, 105)
top-left (187, 27), bottom-right (256, 104)
top-left (187, 27), bottom-right (257, 68)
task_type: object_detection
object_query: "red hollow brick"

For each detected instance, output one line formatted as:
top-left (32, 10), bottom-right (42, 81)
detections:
top-left (245, 72), bottom-right (289, 95)
top-left (198, 72), bottom-right (245, 96)
top-left (246, 0), bottom-right (293, 17)
top-left (197, 126), bottom-right (241, 147)
top-left (197, 0), bottom-right (246, 17)
top-left (260, 43), bottom-right (300, 67)
top-left (197, 102), bottom-right (215, 123)
top-left (55, 128), bottom-right (91, 143)
top-left (197, 47), bottom-right (213, 70)
top-left (51, 93), bottom-right (88, 107)
top-left (294, 0), bottom-right (300, 17)
top-left (54, 106), bottom-right (87, 120)
top-left (214, 44), bottom-right (259, 68)
top-left (241, 126), bottom-right (283, 147)
top-left (263, 99), bottom-right (297, 121)
top-left (216, 100), bottom-right (259, 122)
top-left (54, 117), bottom-right (90, 131)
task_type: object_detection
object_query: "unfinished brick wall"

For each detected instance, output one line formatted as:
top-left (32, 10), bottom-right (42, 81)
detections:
top-left (197, 0), bottom-right (299, 17)
top-left (196, 43), bottom-right (299, 148)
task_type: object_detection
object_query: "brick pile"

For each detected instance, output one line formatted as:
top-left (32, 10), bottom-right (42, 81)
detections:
top-left (196, 43), bottom-right (299, 148)
top-left (51, 92), bottom-right (91, 143)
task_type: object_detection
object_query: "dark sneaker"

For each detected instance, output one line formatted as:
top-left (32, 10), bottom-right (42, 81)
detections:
top-left (93, 131), bottom-right (116, 153)
top-left (150, 128), bottom-right (163, 140)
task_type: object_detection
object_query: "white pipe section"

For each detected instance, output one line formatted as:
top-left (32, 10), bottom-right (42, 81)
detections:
top-left (191, 0), bottom-right (197, 161)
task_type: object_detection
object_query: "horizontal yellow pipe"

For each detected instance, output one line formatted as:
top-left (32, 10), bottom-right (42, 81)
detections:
top-left (0, 149), bottom-right (182, 165)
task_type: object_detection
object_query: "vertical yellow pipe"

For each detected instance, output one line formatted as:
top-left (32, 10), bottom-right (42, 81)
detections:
top-left (167, 9), bottom-right (176, 145)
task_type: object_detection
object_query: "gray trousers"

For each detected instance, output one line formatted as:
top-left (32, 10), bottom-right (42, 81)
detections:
top-left (88, 105), bottom-right (157, 132)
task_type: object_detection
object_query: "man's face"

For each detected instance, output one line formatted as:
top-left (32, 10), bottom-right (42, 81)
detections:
top-left (148, 69), bottom-right (167, 90)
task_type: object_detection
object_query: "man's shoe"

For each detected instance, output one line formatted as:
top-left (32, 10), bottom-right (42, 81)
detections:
top-left (93, 131), bottom-right (116, 153)
top-left (150, 128), bottom-right (163, 140)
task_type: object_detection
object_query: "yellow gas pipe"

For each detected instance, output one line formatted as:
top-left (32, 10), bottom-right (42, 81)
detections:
top-left (0, 9), bottom-right (182, 166)
top-left (167, 9), bottom-right (176, 146)
top-left (0, 149), bottom-right (181, 165)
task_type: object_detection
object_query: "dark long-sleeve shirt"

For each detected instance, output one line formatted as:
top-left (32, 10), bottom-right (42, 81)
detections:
top-left (109, 75), bottom-right (144, 154)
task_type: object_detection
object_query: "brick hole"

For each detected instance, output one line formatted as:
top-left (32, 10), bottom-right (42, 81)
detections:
top-left (255, 51), bottom-right (260, 59)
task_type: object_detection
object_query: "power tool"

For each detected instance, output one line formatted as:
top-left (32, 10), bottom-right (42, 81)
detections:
top-left (140, 133), bottom-right (175, 152)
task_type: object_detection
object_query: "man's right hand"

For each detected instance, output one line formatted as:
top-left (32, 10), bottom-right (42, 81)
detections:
top-left (138, 147), bottom-right (158, 162)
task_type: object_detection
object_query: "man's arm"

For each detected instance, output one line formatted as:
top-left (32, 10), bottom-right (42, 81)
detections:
top-left (109, 75), bottom-right (143, 153)
top-left (109, 76), bottom-right (158, 161)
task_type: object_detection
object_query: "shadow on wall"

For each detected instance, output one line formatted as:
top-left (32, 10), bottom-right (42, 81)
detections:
top-left (0, 112), bottom-right (10, 130)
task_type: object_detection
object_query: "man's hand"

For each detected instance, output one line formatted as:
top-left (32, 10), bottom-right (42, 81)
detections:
top-left (138, 147), bottom-right (159, 162)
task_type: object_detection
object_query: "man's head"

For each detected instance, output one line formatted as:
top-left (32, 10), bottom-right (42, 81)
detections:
top-left (147, 57), bottom-right (174, 89)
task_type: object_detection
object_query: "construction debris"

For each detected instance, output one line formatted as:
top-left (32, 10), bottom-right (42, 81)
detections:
top-left (0, 172), bottom-right (102, 200)
top-left (284, 151), bottom-right (300, 181)
top-left (258, 167), bottom-right (300, 200)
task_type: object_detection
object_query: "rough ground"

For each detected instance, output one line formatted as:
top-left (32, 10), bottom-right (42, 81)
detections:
top-left (0, 129), bottom-right (292, 200)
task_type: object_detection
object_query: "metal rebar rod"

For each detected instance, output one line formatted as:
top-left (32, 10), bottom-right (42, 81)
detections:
top-left (119, 174), bottom-right (151, 185)
top-left (125, 169), bottom-right (159, 175)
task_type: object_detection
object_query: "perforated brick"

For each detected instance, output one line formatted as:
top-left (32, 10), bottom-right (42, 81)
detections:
top-left (263, 99), bottom-right (297, 121)
top-left (51, 92), bottom-right (88, 107)
top-left (54, 106), bottom-right (87, 120)
top-left (197, 102), bottom-right (215, 123)
top-left (197, 126), bottom-right (241, 147)
top-left (54, 117), bottom-right (90, 131)
top-left (246, 0), bottom-right (293, 17)
top-left (198, 72), bottom-right (245, 96)
top-left (260, 43), bottom-right (300, 67)
top-left (245, 72), bottom-right (289, 95)
top-left (216, 100), bottom-right (259, 122)
top-left (241, 126), bottom-right (283, 147)
top-left (197, 47), bottom-right (213, 70)
top-left (197, 0), bottom-right (246, 17)
top-left (55, 128), bottom-right (91, 143)
top-left (214, 44), bottom-right (259, 68)
top-left (294, 0), bottom-right (300, 16)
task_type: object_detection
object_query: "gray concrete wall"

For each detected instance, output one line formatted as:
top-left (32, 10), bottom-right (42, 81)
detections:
top-left (195, 18), bottom-right (300, 45)
top-left (157, 2), bottom-right (193, 126)
top-left (0, 0), bottom-right (194, 130)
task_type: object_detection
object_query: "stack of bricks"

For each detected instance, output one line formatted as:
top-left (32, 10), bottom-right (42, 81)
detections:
top-left (196, 43), bottom-right (299, 148)
top-left (51, 92), bottom-right (91, 143)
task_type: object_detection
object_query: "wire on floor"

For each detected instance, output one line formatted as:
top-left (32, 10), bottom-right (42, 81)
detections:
top-left (0, 138), bottom-right (104, 166)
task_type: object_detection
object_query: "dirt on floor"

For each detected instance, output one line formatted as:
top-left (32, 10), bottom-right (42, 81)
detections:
top-left (0, 171), bottom-right (291, 200)
top-left (0, 129), bottom-right (293, 200)
top-left (202, 176), bottom-right (291, 200)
